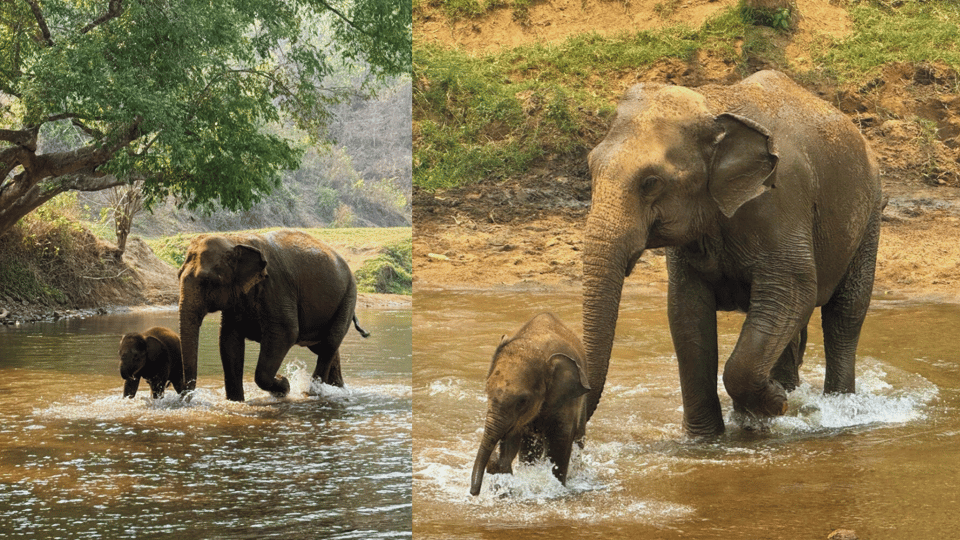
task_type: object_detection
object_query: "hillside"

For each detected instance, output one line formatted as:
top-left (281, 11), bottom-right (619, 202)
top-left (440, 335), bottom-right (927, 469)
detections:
top-left (412, 0), bottom-right (960, 300)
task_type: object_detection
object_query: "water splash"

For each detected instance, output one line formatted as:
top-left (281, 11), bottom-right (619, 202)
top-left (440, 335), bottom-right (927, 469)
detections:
top-left (33, 360), bottom-right (410, 424)
top-left (426, 377), bottom-right (479, 401)
top-left (731, 357), bottom-right (939, 435)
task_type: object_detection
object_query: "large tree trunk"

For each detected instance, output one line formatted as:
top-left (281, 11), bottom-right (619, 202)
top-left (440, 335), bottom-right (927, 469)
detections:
top-left (0, 119), bottom-right (142, 236)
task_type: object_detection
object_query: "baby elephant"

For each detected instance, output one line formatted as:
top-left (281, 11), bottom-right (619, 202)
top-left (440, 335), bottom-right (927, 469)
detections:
top-left (470, 312), bottom-right (590, 496)
top-left (119, 326), bottom-right (185, 399)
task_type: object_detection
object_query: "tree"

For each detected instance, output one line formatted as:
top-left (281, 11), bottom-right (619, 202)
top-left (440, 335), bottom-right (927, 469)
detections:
top-left (0, 0), bottom-right (412, 236)
top-left (108, 179), bottom-right (143, 255)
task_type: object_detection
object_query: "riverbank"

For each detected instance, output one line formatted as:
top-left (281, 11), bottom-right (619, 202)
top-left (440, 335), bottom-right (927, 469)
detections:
top-left (0, 220), bottom-right (411, 324)
top-left (413, 0), bottom-right (960, 303)
top-left (414, 182), bottom-right (960, 303)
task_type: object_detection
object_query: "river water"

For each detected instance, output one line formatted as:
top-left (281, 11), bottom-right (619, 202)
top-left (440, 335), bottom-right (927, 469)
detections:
top-left (413, 288), bottom-right (960, 539)
top-left (0, 305), bottom-right (412, 538)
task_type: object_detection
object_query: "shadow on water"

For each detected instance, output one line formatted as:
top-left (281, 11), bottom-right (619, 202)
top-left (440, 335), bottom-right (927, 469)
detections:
top-left (413, 288), bottom-right (959, 539)
top-left (0, 306), bottom-right (411, 539)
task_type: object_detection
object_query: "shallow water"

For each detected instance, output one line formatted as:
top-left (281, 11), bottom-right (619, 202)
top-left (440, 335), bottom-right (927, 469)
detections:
top-left (413, 288), bottom-right (960, 539)
top-left (0, 306), bottom-right (412, 538)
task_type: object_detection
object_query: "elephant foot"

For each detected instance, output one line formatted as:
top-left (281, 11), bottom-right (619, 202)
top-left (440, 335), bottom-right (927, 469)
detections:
top-left (258, 376), bottom-right (290, 398)
top-left (731, 379), bottom-right (788, 419)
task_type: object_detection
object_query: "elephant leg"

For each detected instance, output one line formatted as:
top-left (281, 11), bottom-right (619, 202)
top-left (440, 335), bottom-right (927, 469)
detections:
top-left (770, 325), bottom-right (807, 392)
top-left (487, 431), bottom-right (521, 475)
top-left (149, 378), bottom-right (166, 399)
top-left (309, 296), bottom-right (354, 387)
top-left (667, 254), bottom-right (724, 436)
top-left (545, 418), bottom-right (577, 485)
top-left (822, 210), bottom-right (880, 394)
top-left (309, 345), bottom-right (344, 387)
top-left (254, 335), bottom-right (294, 398)
top-left (519, 431), bottom-right (544, 464)
top-left (219, 320), bottom-right (247, 402)
top-left (722, 276), bottom-right (817, 418)
top-left (123, 377), bottom-right (140, 398)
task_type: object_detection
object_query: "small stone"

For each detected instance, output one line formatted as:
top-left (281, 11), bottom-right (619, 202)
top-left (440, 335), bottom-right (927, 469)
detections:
top-left (828, 529), bottom-right (858, 540)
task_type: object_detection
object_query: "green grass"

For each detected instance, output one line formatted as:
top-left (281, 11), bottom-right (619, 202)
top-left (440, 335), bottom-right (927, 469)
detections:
top-left (413, 9), bottom-right (756, 191)
top-left (355, 238), bottom-right (413, 295)
top-left (414, 0), bottom-right (960, 192)
top-left (0, 259), bottom-right (67, 305)
top-left (812, 0), bottom-right (960, 84)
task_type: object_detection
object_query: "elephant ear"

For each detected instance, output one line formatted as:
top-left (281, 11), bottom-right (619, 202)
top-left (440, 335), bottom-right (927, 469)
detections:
top-left (708, 113), bottom-right (779, 219)
top-left (145, 335), bottom-right (164, 363)
top-left (545, 349), bottom-right (591, 411)
top-left (233, 244), bottom-right (267, 294)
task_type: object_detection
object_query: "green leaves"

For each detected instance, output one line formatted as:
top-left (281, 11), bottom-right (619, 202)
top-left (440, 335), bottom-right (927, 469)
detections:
top-left (0, 0), bottom-right (411, 233)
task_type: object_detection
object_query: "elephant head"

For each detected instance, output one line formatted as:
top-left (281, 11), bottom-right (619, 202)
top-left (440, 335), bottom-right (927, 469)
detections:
top-left (469, 332), bottom-right (590, 496)
top-left (119, 333), bottom-right (161, 381)
top-left (177, 235), bottom-right (267, 390)
top-left (581, 84), bottom-right (778, 421)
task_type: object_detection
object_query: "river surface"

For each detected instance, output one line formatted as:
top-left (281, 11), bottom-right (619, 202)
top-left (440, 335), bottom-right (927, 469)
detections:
top-left (0, 305), bottom-right (412, 539)
top-left (413, 288), bottom-right (959, 539)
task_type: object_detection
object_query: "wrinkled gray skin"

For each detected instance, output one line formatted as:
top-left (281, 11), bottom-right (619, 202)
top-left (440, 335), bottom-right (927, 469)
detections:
top-left (178, 229), bottom-right (369, 402)
top-left (583, 70), bottom-right (882, 437)
top-left (470, 313), bottom-right (590, 496)
top-left (119, 326), bottom-right (184, 399)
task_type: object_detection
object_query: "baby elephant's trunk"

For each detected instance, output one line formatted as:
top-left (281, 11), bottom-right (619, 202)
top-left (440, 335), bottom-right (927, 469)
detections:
top-left (470, 412), bottom-right (508, 496)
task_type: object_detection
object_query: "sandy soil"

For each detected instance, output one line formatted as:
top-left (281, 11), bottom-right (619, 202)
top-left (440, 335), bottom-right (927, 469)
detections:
top-left (413, 0), bottom-right (960, 302)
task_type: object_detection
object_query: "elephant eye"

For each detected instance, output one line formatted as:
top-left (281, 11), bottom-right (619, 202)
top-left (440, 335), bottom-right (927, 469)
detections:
top-left (640, 176), bottom-right (660, 196)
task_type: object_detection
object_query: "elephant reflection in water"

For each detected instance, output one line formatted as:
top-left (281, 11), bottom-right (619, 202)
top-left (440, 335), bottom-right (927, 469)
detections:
top-left (177, 229), bottom-right (369, 402)
top-left (582, 70), bottom-right (883, 436)
top-left (470, 313), bottom-right (590, 496)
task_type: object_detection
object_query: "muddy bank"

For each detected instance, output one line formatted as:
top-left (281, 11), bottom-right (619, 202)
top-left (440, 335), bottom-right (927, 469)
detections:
top-left (414, 183), bottom-right (960, 303)
top-left (1, 233), bottom-right (410, 325)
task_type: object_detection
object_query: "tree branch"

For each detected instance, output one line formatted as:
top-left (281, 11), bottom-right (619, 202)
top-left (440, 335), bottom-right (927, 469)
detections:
top-left (71, 119), bottom-right (105, 140)
top-left (24, 0), bottom-right (54, 47)
top-left (312, 0), bottom-right (374, 39)
top-left (0, 127), bottom-right (38, 149)
top-left (81, 0), bottom-right (125, 34)
top-left (44, 169), bottom-right (129, 193)
top-left (33, 116), bottom-right (142, 179)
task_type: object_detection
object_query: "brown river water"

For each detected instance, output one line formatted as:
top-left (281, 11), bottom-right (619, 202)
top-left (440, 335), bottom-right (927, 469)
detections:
top-left (0, 306), bottom-right (411, 538)
top-left (413, 288), bottom-right (959, 539)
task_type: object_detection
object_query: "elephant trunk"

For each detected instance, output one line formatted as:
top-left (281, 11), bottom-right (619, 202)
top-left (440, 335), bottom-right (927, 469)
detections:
top-left (178, 298), bottom-right (204, 392)
top-left (469, 412), bottom-right (510, 496)
top-left (581, 208), bottom-right (645, 423)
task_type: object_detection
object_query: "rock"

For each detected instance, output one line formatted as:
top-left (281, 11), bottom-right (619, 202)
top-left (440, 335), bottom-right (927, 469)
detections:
top-left (828, 529), bottom-right (858, 540)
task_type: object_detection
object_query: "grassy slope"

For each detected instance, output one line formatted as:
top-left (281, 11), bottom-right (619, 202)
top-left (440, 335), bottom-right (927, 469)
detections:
top-left (413, 0), bottom-right (960, 191)
top-left (148, 227), bottom-right (413, 295)
top-left (0, 195), bottom-right (412, 314)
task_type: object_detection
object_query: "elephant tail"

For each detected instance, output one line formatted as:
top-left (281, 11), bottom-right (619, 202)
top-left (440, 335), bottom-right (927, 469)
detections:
top-left (353, 315), bottom-right (371, 338)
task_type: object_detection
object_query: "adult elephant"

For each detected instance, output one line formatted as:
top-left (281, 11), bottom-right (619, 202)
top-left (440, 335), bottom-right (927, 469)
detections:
top-left (582, 70), bottom-right (882, 437)
top-left (178, 229), bottom-right (369, 401)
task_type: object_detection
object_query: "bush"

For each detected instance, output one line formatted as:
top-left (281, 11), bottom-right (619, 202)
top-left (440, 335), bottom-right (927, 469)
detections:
top-left (355, 238), bottom-right (413, 295)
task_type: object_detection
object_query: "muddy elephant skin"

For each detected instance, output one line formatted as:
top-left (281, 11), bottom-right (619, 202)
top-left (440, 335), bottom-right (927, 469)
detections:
top-left (119, 326), bottom-right (185, 399)
top-left (470, 313), bottom-right (590, 496)
top-left (582, 70), bottom-right (883, 436)
top-left (177, 229), bottom-right (369, 402)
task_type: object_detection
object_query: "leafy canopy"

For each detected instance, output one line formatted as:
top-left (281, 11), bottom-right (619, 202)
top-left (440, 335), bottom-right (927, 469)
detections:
top-left (0, 0), bottom-right (411, 232)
